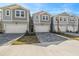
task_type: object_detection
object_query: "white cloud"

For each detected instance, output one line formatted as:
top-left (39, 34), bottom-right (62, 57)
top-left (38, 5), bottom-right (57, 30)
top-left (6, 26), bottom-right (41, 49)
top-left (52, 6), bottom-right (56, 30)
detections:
top-left (32, 3), bottom-right (45, 11)
top-left (30, 3), bottom-right (46, 13)
top-left (49, 4), bottom-right (73, 14)
top-left (19, 3), bottom-right (74, 14)
top-left (60, 4), bottom-right (73, 12)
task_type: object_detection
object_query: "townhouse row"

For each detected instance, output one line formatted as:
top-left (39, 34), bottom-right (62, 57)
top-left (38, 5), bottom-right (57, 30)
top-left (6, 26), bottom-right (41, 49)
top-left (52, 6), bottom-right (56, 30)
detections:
top-left (0, 4), bottom-right (79, 33)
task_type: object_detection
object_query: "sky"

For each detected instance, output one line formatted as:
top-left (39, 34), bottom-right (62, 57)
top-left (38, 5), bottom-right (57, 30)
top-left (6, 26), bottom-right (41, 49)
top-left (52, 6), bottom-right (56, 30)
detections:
top-left (0, 3), bottom-right (79, 15)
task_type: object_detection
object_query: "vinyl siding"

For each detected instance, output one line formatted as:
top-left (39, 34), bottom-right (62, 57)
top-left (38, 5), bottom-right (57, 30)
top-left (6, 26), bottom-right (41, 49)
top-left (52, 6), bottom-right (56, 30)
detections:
top-left (40, 15), bottom-right (51, 25)
top-left (12, 8), bottom-right (27, 20)
top-left (2, 9), bottom-right (11, 20)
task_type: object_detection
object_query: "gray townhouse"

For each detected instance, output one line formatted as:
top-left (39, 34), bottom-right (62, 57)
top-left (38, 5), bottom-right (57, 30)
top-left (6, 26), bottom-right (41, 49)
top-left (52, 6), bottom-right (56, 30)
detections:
top-left (0, 4), bottom-right (30, 33)
top-left (32, 11), bottom-right (51, 32)
top-left (0, 4), bottom-right (79, 34)
top-left (51, 12), bottom-right (79, 33)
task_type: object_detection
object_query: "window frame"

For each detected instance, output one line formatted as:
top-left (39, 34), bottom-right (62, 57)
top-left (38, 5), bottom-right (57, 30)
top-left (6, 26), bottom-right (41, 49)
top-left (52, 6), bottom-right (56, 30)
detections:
top-left (5, 10), bottom-right (10, 16)
top-left (60, 18), bottom-right (62, 21)
top-left (15, 10), bottom-right (25, 18)
top-left (42, 15), bottom-right (49, 21)
top-left (64, 18), bottom-right (66, 21)
top-left (36, 15), bottom-right (38, 19)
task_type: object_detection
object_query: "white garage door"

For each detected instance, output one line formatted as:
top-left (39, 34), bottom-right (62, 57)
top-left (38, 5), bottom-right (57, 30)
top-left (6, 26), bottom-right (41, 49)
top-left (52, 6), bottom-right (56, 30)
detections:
top-left (34, 25), bottom-right (50, 32)
top-left (5, 23), bottom-right (28, 33)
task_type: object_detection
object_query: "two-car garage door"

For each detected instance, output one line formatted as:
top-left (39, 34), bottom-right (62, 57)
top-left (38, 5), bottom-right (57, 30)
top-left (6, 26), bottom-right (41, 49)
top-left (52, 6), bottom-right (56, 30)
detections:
top-left (4, 23), bottom-right (28, 33)
top-left (34, 25), bottom-right (50, 32)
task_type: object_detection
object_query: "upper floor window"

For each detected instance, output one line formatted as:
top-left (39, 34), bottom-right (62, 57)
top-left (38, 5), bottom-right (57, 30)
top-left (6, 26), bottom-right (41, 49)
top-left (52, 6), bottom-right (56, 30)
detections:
top-left (15, 10), bottom-right (25, 18)
top-left (5, 10), bottom-right (10, 16)
top-left (64, 18), bottom-right (66, 21)
top-left (42, 15), bottom-right (49, 21)
top-left (70, 19), bottom-right (74, 21)
top-left (43, 16), bottom-right (45, 20)
top-left (56, 19), bottom-right (57, 21)
top-left (16, 11), bottom-right (20, 16)
top-left (56, 17), bottom-right (58, 21)
top-left (46, 16), bottom-right (48, 20)
top-left (60, 17), bottom-right (62, 21)
top-left (21, 11), bottom-right (24, 17)
top-left (36, 16), bottom-right (38, 19)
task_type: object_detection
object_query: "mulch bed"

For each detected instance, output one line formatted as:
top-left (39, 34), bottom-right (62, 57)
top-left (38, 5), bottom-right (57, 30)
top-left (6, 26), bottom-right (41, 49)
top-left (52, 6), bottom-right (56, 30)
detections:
top-left (12, 33), bottom-right (40, 45)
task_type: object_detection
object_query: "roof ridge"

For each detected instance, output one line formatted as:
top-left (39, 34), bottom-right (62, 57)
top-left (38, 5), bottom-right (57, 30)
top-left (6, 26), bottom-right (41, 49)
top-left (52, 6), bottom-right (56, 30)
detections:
top-left (0, 4), bottom-right (29, 11)
top-left (33, 10), bottom-right (51, 15)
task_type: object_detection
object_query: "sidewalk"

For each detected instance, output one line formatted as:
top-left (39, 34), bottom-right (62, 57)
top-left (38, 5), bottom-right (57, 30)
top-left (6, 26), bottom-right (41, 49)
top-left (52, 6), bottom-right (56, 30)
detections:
top-left (0, 40), bottom-right (79, 56)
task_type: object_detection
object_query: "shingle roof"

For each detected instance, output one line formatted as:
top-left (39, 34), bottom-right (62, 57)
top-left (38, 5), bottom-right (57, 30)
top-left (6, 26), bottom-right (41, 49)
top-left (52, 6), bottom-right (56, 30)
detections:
top-left (0, 4), bottom-right (29, 10)
top-left (57, 12), bottom-right (70, 16)
top-left (33, 10), bottom-right (51, 16)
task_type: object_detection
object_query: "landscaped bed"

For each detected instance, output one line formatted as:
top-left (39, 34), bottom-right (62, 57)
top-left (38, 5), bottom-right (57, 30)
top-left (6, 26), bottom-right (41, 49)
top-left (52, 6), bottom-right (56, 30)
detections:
top-left (12, 33), bottom-right (40, 45)
top-left (53, 32), bottom-right (79, 40)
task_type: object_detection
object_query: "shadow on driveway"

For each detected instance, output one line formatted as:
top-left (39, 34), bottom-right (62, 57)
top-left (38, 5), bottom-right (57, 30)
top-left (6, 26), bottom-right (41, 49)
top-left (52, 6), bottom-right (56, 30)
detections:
top-left (0, 33), bottom-right (23, 46)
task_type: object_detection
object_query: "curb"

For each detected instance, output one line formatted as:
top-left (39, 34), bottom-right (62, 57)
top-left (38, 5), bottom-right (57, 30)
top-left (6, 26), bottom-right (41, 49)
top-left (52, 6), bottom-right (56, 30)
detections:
top-left (2, 34), bottom-right (25, 46)
top-left (55, 33), bottom-right (72, 40)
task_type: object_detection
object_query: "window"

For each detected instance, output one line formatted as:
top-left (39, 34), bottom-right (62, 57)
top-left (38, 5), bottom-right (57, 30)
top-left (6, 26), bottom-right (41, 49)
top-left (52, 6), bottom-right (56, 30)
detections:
top-left (21, 11), bottom-right (24, 17)
top-left (15, 10), bottom-right (25, 18)
top-left (36, 16), bottom-right (38, 19)
top-left (64, 18), bottom-right (66, 21)
top-left (60, 17), bottom-right (62, 21)
top-left (42, 15), bottom-right (48, 21)
top-left (16, 11), bottom-right (20, 16)
top-left (43, 16), bottom-right (45, 20)
top-left (46, 16), bottom-right (48, 20)
top-left (56, 17), bottom-right (58, 21)
top-left (63, 18), bottom-right (66, 21)
top-left (56, 19), bottom-right (57, 21)
top-left (5, 10), bottom-right (10, 16)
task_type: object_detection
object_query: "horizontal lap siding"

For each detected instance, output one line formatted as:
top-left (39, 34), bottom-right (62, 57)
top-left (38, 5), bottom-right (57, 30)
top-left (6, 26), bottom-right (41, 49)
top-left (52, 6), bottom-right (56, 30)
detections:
top-left (3, 9), bottom-right (11, 20)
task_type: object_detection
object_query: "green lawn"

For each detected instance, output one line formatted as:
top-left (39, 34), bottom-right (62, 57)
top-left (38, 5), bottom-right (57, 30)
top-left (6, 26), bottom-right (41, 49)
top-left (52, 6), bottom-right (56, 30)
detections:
top-left (54, 32), bottom-right (79, 40)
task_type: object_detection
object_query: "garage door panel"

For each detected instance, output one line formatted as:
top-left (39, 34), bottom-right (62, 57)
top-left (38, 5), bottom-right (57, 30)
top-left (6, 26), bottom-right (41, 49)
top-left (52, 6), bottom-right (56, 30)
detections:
top-left (5, 24), bottom-right (27, 33)
top-left (34, 25), bottom-right (50, 32)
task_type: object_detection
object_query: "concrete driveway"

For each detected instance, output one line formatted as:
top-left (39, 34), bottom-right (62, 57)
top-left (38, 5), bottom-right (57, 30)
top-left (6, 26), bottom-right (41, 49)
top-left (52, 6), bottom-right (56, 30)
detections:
top-left (0, 33), bottom-right (23, 46)
top-left (36, 33), bottom-right (68, 46)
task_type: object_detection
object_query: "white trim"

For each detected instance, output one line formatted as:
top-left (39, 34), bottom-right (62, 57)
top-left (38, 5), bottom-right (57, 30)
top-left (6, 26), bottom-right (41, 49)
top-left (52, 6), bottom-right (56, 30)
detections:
top-left (1, 9), bottom-right (3, 21)
top-left (42, 15), bottom-right (49, 21)
top-left (5, 9), bottom-right (10, 16)
top-left (11, 10), bottom-right (12, 21)
top-left (2, 9), bottom-right (3, 21)
top-left (15, 10), bottom-right (25, 18)
top-left (26, 10), bottom-right (28, 22)
top-left (0, 9), bottom-right (2, 21)
top-left (39, 15), bottom-right (40, 23)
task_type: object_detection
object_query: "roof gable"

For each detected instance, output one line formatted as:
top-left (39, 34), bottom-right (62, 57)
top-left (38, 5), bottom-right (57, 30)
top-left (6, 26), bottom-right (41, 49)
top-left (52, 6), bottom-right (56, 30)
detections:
top-left (57, 12), bottom-right (70, 16)
top-left (0, 4), bottom-right (29, 10)
top-left (33, 11), bottom-right (51, 16)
